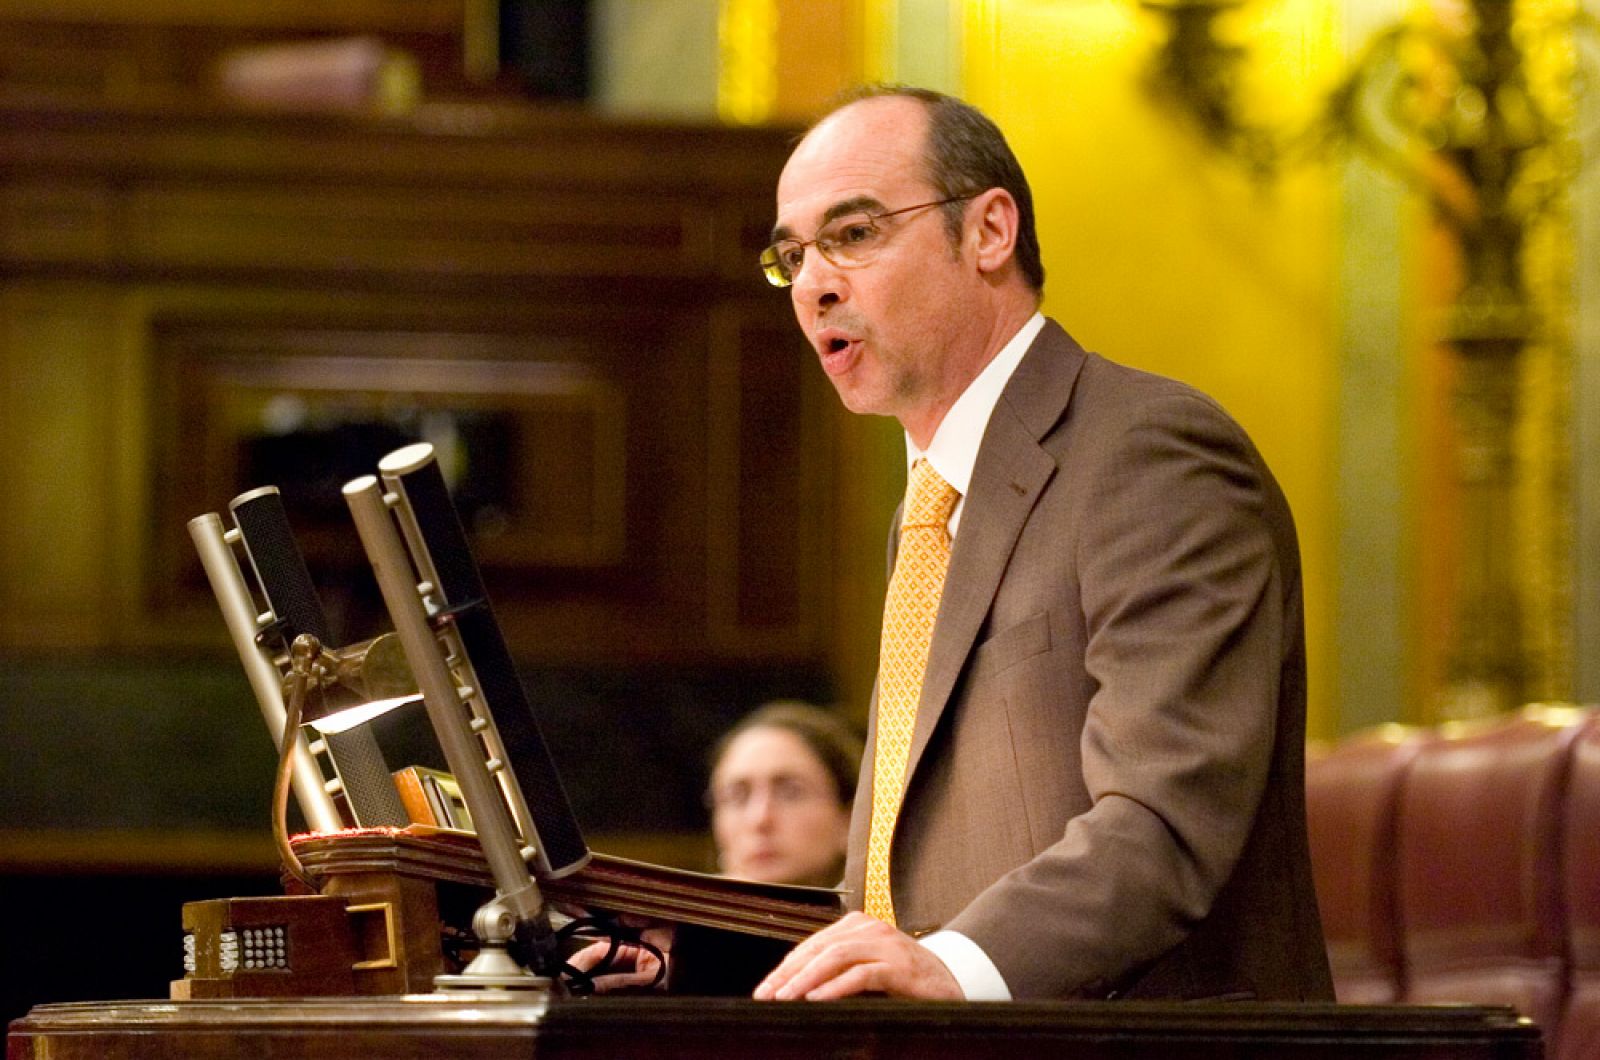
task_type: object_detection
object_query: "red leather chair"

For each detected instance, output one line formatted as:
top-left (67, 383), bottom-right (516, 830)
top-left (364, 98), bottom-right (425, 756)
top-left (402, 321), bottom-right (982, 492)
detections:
top-left (1397, 705), bottom-right (1591, 1048)
top-left (1558, 717), bottom-right (1600, 1060)
top-left (1306, 725), bottom-right (1427, 1002)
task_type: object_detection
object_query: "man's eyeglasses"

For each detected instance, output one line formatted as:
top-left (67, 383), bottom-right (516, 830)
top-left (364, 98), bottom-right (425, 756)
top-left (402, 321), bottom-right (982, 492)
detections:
top-left (759, 195), bottom-right (975, 288)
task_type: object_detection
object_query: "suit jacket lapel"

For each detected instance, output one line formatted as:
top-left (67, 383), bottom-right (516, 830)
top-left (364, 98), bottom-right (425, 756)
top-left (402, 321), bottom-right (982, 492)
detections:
top-left (903, 321), bottom-right (1087, 784)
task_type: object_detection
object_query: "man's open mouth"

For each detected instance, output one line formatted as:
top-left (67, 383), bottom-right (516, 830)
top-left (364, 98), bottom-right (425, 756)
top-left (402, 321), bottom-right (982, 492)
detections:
top-left (817, 333), bottom-right (860, 377)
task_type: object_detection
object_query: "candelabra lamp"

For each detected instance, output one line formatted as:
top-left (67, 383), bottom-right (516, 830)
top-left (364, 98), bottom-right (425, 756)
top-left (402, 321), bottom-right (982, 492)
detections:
top-left (1138, 0), bottom-right (1600, 717)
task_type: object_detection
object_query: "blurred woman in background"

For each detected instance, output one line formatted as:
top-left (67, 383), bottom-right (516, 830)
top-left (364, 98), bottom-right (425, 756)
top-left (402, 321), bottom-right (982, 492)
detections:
top-left (568, 701), bottom-right (862, 991)
top-left (706, 702), bottom-right (862, 888)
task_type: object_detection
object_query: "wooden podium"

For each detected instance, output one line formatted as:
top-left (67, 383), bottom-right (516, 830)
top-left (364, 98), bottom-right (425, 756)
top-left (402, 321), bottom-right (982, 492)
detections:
top-left (7, 996), bottom-right (1541, 1059)
top-left (172, 829), bottom-right (842, 999)
top-left (5, 831), bottom-right (1544, 1058)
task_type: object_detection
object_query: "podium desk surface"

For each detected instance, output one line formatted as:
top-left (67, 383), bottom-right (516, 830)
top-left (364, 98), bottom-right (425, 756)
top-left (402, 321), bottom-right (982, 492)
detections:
top-left (7, 996), bottom-right (1539, 1059)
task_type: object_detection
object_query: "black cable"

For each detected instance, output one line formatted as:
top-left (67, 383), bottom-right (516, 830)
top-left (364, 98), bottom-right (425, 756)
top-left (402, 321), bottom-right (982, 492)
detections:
top-left (548, 914), bottom-right (667, 995)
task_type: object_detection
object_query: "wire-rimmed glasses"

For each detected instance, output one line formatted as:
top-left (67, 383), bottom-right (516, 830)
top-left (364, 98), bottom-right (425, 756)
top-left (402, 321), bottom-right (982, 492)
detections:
top-left (759, 195), bottom-right (975, 288)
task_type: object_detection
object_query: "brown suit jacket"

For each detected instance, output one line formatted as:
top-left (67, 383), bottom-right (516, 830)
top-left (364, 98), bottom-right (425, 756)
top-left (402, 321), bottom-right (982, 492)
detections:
top-left (843, 320), bottom-right (1333, 1002)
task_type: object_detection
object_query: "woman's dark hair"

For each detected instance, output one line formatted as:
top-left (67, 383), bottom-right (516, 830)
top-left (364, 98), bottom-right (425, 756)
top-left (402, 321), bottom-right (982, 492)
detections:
top-left (709, 701), bottom-right (864, 806)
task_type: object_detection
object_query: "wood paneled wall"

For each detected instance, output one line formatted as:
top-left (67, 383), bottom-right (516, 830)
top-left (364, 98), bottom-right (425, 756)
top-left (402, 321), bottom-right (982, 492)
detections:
top-left (0, 97), bottom-right (843, 672)
top-left (0, 0), bottom-right (489, 102)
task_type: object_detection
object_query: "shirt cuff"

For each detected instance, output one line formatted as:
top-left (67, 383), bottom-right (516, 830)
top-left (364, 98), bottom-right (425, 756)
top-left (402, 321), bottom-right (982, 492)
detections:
top-left (918, 929), bottom-right (1012, 1001)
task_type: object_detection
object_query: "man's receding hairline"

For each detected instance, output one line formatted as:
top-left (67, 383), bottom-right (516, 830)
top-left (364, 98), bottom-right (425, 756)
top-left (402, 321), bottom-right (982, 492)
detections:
top-left (792, 94), bottom-right (940, 196)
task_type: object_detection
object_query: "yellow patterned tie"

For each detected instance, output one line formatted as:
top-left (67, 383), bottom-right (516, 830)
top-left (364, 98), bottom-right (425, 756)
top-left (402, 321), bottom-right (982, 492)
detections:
top-left (863, 459), bottom-right (961, 923)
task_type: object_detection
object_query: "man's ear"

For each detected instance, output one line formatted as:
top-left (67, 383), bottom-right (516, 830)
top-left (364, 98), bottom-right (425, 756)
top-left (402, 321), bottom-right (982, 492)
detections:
top-left (967, 188), bottom-right (1020, 277)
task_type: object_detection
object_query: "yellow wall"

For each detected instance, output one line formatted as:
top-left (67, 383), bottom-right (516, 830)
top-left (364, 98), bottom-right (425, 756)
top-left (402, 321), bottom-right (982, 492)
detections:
top-left (961, 1), bottom-right (1344, 737)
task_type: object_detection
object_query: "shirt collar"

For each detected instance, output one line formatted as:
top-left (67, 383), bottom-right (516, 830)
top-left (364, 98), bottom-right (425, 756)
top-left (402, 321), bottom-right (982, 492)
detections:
top-left (906, 311), bottom-right (1046, 496)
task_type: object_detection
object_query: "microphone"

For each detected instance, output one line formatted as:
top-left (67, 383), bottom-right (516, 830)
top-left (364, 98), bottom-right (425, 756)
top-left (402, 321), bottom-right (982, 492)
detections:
top-left (344, 442), bottom-right (589, 881)
top-left (188, 511), bottom-right (343, 833)
top-left (228, 486), bottom-right (411, 829)
top-left (377, 444), bottom-right (588, 878)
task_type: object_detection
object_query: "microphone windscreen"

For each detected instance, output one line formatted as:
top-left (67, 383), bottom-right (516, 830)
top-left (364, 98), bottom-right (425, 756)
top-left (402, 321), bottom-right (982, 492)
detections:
top-left (229, 486), bottom-right (333, 644)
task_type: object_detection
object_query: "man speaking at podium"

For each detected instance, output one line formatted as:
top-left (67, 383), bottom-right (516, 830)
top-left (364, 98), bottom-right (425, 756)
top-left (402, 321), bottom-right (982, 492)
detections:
top-left (749, 87), bottom-right (1332, 1003)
